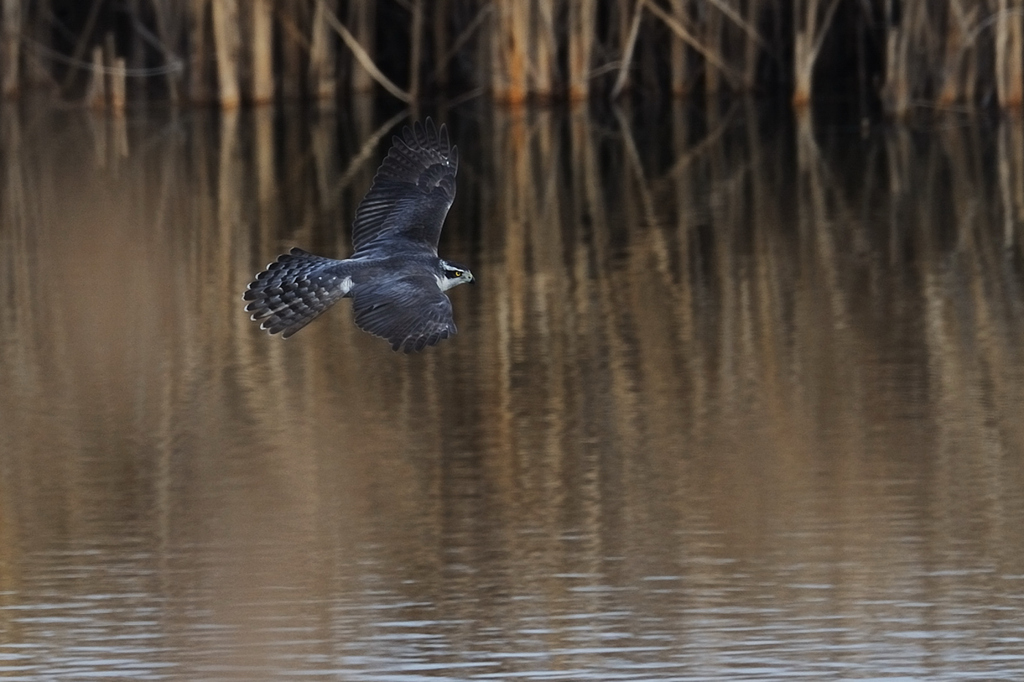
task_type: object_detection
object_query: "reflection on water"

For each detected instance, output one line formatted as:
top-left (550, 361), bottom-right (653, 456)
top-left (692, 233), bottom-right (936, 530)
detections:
top-left (1, 99), bottom-right (1024, 680)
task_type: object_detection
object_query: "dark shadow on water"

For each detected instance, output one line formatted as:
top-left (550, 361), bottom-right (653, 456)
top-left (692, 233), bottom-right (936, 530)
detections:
top-left (1, 98), bottom-right (1023, 679)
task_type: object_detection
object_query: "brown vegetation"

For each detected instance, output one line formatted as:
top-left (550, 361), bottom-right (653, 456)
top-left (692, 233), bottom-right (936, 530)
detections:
top-left (0, 1), bottom-right (1022, 113)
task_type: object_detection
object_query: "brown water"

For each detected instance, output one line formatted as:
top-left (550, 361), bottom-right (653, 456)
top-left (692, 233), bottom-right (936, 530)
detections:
top-left (1, 100), bottom-right (1024, 680)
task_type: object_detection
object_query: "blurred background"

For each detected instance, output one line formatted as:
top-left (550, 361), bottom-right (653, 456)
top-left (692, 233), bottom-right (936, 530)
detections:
top-left (1, 0), bottom-right (1024, 113)
top-left (2, 1), bottom-right (1024, 680)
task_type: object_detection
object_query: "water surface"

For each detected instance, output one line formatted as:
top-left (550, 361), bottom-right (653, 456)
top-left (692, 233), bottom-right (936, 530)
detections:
top-left (1, 102), bottom-right (1023, 680)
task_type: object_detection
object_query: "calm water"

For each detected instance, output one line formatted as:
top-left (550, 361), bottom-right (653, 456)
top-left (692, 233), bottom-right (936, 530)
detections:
top-left (1, 101), bottom-right (1024, 681)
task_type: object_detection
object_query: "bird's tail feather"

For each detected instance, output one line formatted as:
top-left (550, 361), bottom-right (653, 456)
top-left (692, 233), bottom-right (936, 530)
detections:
top-left (243, 248), bottom-right (348, 338)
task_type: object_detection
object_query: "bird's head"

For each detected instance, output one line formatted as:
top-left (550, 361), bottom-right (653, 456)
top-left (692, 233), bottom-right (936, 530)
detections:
top-left (440, 260), bottom-right (475, 290)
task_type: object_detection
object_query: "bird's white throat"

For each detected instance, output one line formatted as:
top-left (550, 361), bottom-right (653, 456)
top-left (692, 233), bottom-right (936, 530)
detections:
top-left (436, 274), bottom-right (464, 292)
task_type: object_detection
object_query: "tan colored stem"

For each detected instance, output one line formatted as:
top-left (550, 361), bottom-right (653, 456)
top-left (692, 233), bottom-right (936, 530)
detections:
top-left (251, 0), bottom-right (274, 103)
top-left (211, 0), bottom-right (241, 109)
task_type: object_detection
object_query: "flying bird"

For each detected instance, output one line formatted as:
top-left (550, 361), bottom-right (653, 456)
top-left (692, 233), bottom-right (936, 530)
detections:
top-left (243, 118), bottom-right (473, 353)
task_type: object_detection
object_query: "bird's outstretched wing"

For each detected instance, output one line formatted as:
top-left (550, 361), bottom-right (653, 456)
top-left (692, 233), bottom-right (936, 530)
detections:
top-left (351, 117), bottom-right (458, 256)
top-left (243, 248), bottom-right (349, 338)
top-left (351, 275), bottom-right (456, 353)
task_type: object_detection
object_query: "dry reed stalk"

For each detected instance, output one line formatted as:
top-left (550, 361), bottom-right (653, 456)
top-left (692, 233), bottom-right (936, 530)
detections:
top-left (739, 0), bottom-right (765, 89)
top-left (110, 57), bottom-right (127, 115)
top-left (349, 0), bottom-right (375, 93)
top-left (25, 0), bottom-right (54, 89)
top-left (704, 2), bottom-right (724, 94)
top-left (643, 0), bottom-right (738, 89)
top-left (492, 0), bottom-right (529, 103)
top-left (279, 0), bottom-right (307, 99)
top-left (309, 0), bottom-right (337, 101)
top-left (792, 0), bottom-right (841, 108)
top-left (211, 0), bottom-right (241, 109)
top-left (532, 0), bottom-right (557, 100)
top-left (431, 4), bottom-right (491, 88)
top-left (958, 3), bottom-right (981, 105)
top-left (614, 0), bottom-right (632, 72)
top-left (963, 27), bottom-right (979, 103)
top-left (880, 0), bottom-right (910, 117)
top-left (102, 32), bottom-right (120, 112)
top-left (996, 0), bottom-right (1024, 109)
top-left (86, 46), bottom-right (106, 110)
top-left (320, 0), bottom-right (411, 102)
top-left (250, 0), bottom-right (274, 103)
top-left (2, 0), bottom-right (21, 98)
top-left (58, 0), bottom-right (103, 93)
top-left (669, 0), bottom-right (689, 95)
top-left (568, 0), bottom-right (596, 100)
top-left (409, 0), bottom-right (424, 101)
top-left (235, 2), bottom-right (252, 100)
top-left (883, 26), bottom-right (910, 116)
top-left (16, 0), bottom-right (1024, 112)
top-left (938, 0), bottom-right (970, 106)
top-left (188, 0), bottom-right (212, 104)
top-left (612, 0), bottom-right (644, 98)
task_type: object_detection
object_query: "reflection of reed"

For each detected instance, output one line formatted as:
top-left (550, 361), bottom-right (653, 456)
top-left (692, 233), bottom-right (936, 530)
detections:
top-left (465, 102), bottom-right (1024, 637)
top-left (1, 102), bottom-right (1023, 672)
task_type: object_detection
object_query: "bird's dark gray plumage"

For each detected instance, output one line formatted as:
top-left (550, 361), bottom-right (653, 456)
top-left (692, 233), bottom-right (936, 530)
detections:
top-left (243, 118), bottom-right (473, 352)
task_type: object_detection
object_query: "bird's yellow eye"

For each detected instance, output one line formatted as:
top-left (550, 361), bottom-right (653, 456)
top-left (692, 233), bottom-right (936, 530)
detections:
top-left (454, 271), bottom-right (463, 278)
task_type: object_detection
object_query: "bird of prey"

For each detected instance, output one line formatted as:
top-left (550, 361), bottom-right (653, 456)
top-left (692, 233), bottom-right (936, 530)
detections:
top-left (243, 118), bottom-right (473, 353)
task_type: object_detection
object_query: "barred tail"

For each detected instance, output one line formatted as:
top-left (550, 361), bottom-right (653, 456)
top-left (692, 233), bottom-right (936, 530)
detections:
top-left (243, 248), bottom-right (350, 338)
